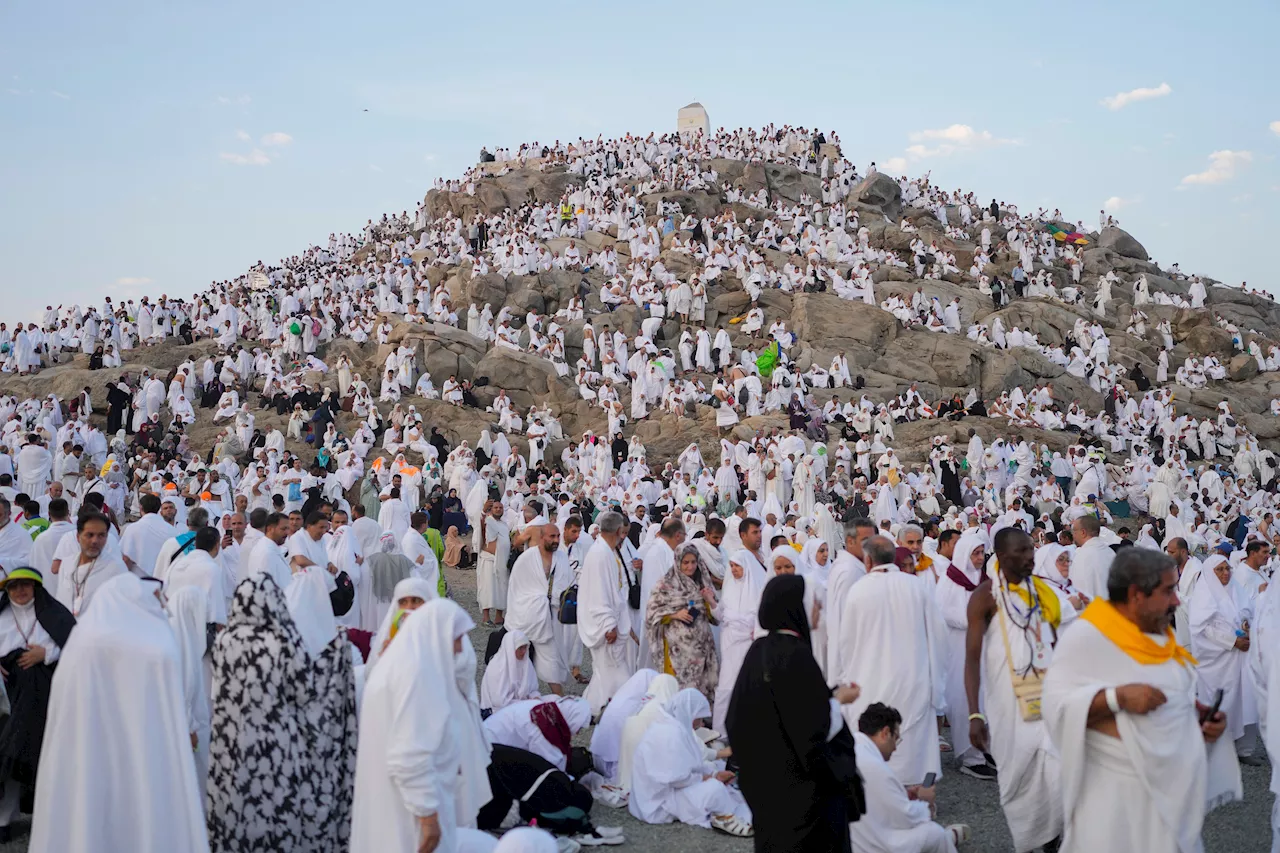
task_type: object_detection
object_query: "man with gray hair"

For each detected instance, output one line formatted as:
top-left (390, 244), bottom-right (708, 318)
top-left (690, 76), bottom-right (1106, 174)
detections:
top-left (835, 534), bottom-right (948, 786)
top-left (827, 517), bottom-right (876, 677)
top-left (1070, 514), bottom-right (1112, 602)
top-left (1043, 548), bottom-right (1233, 852)
top-left (578, 511), bottom-right (639, 715)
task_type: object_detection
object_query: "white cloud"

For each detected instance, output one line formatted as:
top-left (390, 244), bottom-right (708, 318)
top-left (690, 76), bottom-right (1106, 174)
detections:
top-left (1103, 196), bottom-right (1134, 211)
top-left (216, 94), bottom-right (251, 105)
top-left (260, 131), bottom-right (292, 147)
top-left (235, 129), bottom-right (250, 142)
top-left (369, 164), bottom-right (383, 172)
top-left (423, 153), bottom-right (437, 162)
top-left (114, 277), bottom-right (152, 286)
top-left (1180, 150), bottom-right (1252, 186)
top-left (219, 149), bottom-right (271, 166)
top-left (1100, 82), bottom-right (1172, 111)
top-left (881, 157), bottom-right (908, 174)
top-left (1271, 120), bottom-right (1280, 136)
top-left (901, 124), bottom-right (1017, 159)
top-left (50, 90), bottom-right (70, 100)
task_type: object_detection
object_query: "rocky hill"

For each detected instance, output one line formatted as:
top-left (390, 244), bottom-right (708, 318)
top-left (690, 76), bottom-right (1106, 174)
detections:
top-left (4, 154), bottom-right (1279, 472)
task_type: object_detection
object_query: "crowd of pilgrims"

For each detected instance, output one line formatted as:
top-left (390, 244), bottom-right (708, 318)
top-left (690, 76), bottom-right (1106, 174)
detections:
top-left (0, 125), bottom-right (1274, 851)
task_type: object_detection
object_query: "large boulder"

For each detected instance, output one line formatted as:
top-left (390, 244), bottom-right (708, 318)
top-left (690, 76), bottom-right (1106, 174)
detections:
top-left (790, 293), bottom-right (898, 353)
top-left (1098, 227), bottom-right (1149, 262)
top-left (1229, 354), bottom-right (1259, 382)
top-left (473, 348), bottom-right (564, 410)
top-left (851, 172), bottom-right (903, 220)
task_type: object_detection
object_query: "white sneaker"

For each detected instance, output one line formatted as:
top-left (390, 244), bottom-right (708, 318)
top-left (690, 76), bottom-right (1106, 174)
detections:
top-left (555, 839), bottom-right (582, 853)
top-left (595, 826), bottom-right (624, 840)
top-left (574, 831), bottom-right (624, 847)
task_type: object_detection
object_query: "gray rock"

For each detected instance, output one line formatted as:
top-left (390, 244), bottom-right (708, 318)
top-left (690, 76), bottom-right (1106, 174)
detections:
top-left (1098, 227), bottom-right (1149, 262)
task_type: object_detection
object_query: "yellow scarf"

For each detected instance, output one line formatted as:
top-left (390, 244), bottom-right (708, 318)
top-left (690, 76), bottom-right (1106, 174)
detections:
top-left (1003, 576), bottom-right (1063, 629)
top-left (990, 556), bottom-right (1062, 629)
top-left (1080, 599), bottom-right (1197, 667)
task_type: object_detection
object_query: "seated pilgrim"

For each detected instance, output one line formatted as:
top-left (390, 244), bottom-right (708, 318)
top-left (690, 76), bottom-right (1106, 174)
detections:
top-left (849, 703), bottom-right (969, 853)
top-left (627, 688), bottom-right (753, 837)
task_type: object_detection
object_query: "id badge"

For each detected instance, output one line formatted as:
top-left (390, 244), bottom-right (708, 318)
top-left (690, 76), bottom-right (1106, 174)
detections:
top-left (1030, 622), bottom-right (1050, 669)
top-left (73, 593), bottom-right (84, 619)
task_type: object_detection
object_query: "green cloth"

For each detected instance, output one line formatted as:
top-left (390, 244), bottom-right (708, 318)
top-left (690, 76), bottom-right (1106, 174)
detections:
top-left (424, 528), bottom-right (447, 597)
top-left (22, 518), bottom-right (49, 539)
top-left (756, 341), bottom-right (780, 379)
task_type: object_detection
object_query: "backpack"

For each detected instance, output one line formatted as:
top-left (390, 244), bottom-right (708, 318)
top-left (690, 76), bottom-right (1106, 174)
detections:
top-left (557, 585), bottom-right (578, 624)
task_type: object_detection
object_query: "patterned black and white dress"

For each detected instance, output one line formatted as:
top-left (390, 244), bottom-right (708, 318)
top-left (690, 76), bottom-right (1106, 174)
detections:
top-left (207, 574), bottom-right (311, 852)
top-left (296, 634), bottom-right (357, 851)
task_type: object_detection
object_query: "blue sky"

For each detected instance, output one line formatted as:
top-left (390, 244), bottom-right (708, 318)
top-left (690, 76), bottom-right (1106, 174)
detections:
top-left (2, 0), bottom-right (1276, 321)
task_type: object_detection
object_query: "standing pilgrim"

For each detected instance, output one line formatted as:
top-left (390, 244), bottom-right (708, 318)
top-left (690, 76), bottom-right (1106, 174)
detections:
top-left (965, 529), bottom-right (1073, 852)
top-left (0, 568), bottom-right (74, 842)
top-left (29, 574), bottom-right (208, 853)
top-left (207, 574), bottom-right (311, 852)
top-left (1042, 548), bottom-right (1241, 852)
top-left (351, 599), bottom-right (494, 853)
top-left (578, 511), bottom-right (638, 716)
top-left (478, 499), bottom-right (511, 625)
top-left (935, 533), bottom-right (995, 779)
top-left (727, 574), bottom-right (865, 853)
top-left (505, 523), bottom-right (568, 695)
top-left (836, 535), bottom-right (947, 785)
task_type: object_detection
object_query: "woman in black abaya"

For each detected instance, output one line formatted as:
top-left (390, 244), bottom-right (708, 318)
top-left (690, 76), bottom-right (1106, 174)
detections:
top-left (725, 574), bottom-right (864, 853)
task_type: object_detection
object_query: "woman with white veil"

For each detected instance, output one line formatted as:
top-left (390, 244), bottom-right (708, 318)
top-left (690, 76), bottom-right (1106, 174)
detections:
top-left (629, 688), bottom-right (753, 836)
top-left (712, 553), bottom-right (766, 734)
top-left (352, 598), bottom-right (494, 853)
top-left (617, 673), bottom-right (679, 791)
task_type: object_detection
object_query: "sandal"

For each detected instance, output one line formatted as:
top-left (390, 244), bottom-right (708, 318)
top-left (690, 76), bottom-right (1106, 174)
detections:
top-left (938, 735), bottom-right (952, 753)
top-left (947, 824), bottom-right (971, 845)
top-left (710, 814), bottom-right (754, 838)
top-left (573, 671), bottom-right (590, 685)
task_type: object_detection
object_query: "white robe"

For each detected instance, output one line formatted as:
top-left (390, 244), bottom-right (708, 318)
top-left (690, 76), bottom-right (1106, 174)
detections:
top-left (505, 548), bottom-right (567, 686)
top-left (848, 731), bottom-right (956, 853)
top-left (837, 568), bottom-right (947, 784)
top-left (1042, 618), bottom-right (1242, 853)
top-left (578, 537), bottom-right (637, 716)
top-left (351, 602), bottom-right (492, 853)
top-left (29, 574), bottom-right (209, 853)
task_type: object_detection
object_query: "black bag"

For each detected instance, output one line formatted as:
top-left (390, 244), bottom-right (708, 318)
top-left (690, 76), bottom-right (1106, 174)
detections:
top-left (623, 556), bottom-right (641, 610)
top-left (558, 584), bottom-right (578, 624)
top-left (329, 571), bottom-right (355, 617)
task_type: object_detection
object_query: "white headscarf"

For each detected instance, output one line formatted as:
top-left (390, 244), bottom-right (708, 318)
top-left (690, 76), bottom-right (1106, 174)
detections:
top-left (617, 673), bottom-right (679, 790)
top-left (721, 553), bottom-right (766, 618)
top-left (479, 628), bottom-right (539, 713)
top-left (366, 576), bottom-right (436, 671)
top-left (285, 568), bottom-right (339, 658)
top-left (658, 688), bottom-right (713, 770)
top-left (767, 544), bottom-right (798, 579)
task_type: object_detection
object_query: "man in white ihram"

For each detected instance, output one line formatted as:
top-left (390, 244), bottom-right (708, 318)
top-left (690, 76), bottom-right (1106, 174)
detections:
top-left (578, 510), bottom-right (638, 715)
top-left (1043, 547), bottom-right (1240, 852)
top-left (836, 535), bottom-right (947, 786)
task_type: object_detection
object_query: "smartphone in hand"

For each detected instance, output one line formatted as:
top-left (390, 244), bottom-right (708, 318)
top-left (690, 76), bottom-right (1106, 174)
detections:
top-left (1200, 688), bottom-right (1224, 724)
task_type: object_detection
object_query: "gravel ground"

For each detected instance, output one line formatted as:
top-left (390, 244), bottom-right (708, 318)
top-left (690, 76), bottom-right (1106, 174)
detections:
top-left (0, 562), bottom-right (1271, 851)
